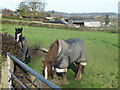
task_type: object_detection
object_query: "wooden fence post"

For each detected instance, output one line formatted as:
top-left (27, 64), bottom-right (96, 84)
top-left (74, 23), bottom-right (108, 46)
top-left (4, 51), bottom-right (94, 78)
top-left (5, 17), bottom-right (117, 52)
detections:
top-left (1, 55), bottom-right (14, 88)
top-left (1, 60), bottom-right (8, 88)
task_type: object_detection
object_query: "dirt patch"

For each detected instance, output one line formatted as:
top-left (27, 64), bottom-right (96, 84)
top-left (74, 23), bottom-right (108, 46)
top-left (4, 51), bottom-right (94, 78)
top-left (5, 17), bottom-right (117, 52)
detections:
top-left (29, 48), bottom-right (45, 57)
top-left (29, 44), bottom-right (46, 57)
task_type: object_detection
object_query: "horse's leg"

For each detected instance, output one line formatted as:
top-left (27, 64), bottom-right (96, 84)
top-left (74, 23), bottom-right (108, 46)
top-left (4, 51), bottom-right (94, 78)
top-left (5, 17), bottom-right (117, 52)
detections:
top-left (62, 72), bottom-right (67, 80)
top-left (52, 69), bottom-right (57, 79)
top-left (75, 64), bottom-right (84, 80)
top-left (75, 63), bottom-right (79, 70)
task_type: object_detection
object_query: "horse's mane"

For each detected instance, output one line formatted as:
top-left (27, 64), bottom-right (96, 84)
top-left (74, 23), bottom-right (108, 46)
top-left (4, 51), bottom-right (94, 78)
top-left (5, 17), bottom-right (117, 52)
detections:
top-left (0, 33), bottom-right (23, 61)
top-left (44, 40), bottom-right (59, 67)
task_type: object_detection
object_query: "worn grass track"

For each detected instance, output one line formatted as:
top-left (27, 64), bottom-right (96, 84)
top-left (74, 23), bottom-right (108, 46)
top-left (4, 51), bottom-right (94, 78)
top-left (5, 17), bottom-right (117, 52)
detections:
top-left (2, 24), bottom-right (118, 88)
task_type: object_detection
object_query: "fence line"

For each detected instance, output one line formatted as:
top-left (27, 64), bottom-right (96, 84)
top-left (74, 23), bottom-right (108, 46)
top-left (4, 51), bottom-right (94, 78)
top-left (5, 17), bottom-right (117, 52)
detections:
top-left (7, 52), bottom-right (61, 89)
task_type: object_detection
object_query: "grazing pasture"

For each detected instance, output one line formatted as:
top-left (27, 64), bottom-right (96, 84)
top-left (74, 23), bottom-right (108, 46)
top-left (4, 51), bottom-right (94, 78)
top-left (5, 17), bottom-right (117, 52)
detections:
top-left (2, 24), bottom-right (118, 88)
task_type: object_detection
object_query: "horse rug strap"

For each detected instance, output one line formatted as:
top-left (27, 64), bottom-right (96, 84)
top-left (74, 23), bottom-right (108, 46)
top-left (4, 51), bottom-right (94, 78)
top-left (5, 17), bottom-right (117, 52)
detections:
top-left (52, 67), bottom-right (67, 73)
top-left (80, 62), bottom-right (87, 66)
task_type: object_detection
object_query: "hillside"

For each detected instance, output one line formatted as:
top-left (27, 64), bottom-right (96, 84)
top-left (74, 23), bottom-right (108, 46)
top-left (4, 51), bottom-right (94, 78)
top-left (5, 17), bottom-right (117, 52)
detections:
top-left (47, 11), bottom-right (117, 18)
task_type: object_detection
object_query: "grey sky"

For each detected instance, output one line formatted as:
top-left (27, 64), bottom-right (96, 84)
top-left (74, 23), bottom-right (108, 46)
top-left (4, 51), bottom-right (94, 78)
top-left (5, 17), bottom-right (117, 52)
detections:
top-left (0, 0), bottom-right (119, 13)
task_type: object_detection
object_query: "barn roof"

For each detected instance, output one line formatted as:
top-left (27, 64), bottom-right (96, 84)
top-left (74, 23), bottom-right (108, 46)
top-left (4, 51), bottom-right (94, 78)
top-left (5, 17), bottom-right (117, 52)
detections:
top-left (72, 19), bottom-right (101, 22)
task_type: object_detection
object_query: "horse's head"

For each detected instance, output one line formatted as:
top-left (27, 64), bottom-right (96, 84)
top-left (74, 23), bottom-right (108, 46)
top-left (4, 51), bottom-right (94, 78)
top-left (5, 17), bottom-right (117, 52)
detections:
top-left (42, 60), bottom-right (52, 79)
top-left (15, 27), bottom-right (23, 42)
top-left (42, 40), bottom-right (60, 79)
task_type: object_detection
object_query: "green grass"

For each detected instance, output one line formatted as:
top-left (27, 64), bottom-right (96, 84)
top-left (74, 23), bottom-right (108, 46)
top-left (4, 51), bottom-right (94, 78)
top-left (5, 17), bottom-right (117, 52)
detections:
top-left (2, 24), bottom-right (118, 88)
top-left (1, 18), bottom-right (33, 22)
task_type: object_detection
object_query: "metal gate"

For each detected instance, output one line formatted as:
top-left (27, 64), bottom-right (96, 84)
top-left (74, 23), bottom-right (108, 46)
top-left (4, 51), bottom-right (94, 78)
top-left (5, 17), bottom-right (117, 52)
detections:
top-left (6, 53), bottom-right (61, 89)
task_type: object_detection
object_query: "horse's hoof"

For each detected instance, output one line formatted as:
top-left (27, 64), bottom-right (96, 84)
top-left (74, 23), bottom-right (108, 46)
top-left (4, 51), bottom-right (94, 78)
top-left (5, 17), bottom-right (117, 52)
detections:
top-left (75, 78), bottom-right (77, 80)
top-left (75, 78), bottom-right (79, 80)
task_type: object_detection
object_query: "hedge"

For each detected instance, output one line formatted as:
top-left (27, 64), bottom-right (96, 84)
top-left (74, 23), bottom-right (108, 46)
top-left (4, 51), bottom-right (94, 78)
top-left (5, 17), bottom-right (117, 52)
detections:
top-left (2, 19), bottom-right (119, 33)
top-left (2, 20), bottom-right (78, 30)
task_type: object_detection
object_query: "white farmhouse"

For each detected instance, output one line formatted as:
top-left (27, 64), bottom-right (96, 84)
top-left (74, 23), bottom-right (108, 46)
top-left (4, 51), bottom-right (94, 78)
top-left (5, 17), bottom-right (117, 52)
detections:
top-left (72, 20), bottom-right (101, 28)
top-left (0, 14), bottom-right (2, 18)
top-left (84, 21), bottom-right (101, 27)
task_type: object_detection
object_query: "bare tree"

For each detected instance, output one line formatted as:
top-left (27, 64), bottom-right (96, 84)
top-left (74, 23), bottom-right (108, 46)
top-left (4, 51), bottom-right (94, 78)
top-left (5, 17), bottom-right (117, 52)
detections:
top-left (28, 1), bottom-right (45, 12)
top-left (17, 0), bottom-right (46, 18)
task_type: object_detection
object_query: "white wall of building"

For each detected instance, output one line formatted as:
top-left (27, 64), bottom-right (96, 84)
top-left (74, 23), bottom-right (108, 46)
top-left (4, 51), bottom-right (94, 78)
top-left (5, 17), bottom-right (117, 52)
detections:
top-left (84, 22), bottom-right (101, 27)
top-left (0, 14), bottom-right (2, 18)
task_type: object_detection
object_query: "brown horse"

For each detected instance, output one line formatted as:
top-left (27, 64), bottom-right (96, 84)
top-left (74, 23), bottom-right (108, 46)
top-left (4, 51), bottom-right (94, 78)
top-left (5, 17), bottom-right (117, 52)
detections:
top-left (42, 40), bottom-right (59, 79)
top-left (42, 38), bottom-right (87, 80)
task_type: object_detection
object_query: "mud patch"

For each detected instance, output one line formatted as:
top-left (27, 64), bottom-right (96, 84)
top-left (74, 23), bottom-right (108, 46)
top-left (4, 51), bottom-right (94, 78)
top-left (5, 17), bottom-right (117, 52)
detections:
top-left (29, 44), bottom-right (46, 57)
top-left (29, 48), bottom-right (45, 57)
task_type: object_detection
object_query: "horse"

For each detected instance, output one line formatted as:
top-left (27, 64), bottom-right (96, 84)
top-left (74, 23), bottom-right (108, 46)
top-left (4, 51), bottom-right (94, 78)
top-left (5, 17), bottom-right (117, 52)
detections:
top-left (15, 27), bottom-right (30, 64)
top-left (42, 38), bottom-right (88, 80)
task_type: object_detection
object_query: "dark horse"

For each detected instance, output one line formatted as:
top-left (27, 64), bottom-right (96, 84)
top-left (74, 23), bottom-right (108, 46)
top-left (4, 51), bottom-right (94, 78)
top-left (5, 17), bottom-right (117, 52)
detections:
top-left (42, 38), bottom-right (87, 80)
top-left (15, 27), bottom-right (30, 63)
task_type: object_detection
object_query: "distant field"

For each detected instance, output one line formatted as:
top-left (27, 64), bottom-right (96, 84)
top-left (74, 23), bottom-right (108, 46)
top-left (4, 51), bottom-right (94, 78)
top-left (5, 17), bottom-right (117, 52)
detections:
top-left (2, 24), bottom-right (118, 88)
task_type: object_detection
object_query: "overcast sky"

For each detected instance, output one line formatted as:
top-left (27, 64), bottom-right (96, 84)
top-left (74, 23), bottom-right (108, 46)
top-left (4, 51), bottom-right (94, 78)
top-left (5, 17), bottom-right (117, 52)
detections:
top-left (0, 0), bottom-right (119, 13)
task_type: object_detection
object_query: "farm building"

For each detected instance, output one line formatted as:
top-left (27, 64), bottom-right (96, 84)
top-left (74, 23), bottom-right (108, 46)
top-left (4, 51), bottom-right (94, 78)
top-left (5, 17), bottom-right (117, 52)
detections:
top-left (46, 17), bottom-right (55, 21)
top-left (0, 9), bottom-right (2, 18)
top-left (72, 20), bottom-right (101, 28)
top-left (0, 14), bottom-right (2, 18)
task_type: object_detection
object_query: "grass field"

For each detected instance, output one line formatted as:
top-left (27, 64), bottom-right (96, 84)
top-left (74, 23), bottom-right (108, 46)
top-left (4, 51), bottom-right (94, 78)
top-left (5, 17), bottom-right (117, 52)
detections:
top-left (2, 24), bottom-right (118, 88)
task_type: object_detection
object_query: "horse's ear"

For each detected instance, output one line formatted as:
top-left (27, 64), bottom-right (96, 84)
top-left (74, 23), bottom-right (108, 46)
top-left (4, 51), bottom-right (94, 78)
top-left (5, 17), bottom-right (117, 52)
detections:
top-left (42, 60), bottom-right (44, 63)
top-left (58, 40), bottom-right (60, 45)
top-left (55, 39), bottom-right (59, 45)
top-left (21, 27), bottom-right (23, 31)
